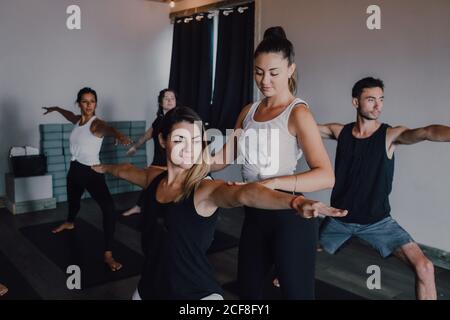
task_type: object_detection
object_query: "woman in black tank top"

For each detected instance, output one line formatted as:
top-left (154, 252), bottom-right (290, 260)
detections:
top-left (92, 107), bottom-right (347, 299)
top-left (122, 89), bottom-right (178, 217)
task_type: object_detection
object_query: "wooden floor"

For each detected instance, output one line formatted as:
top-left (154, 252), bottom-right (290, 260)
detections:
top-left (209, 241), bottom-right (450, 300)
top-left (1, 191), bottom-right (449, 300)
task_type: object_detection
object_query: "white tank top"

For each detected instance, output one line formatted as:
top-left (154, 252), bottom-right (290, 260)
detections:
top-left (70, 116), bottom-right (103, 166)
top-left (239, 98), bottom-right (307, 182)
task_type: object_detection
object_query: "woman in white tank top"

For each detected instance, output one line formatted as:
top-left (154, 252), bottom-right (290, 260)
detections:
top-left (211, 27), bottom-right (335, 299)
top-left (43, 87), bottom-right (132, 272)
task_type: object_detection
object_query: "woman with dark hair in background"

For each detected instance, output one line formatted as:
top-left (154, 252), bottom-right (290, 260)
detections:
top-left (92, 106), bottom-right (346, 299)
top-left (122, 89), bottom-right (178, 217)
top-left (43, 87), bottom-right (132, 271)
top-left (211, 26), bottom-right (335, 299)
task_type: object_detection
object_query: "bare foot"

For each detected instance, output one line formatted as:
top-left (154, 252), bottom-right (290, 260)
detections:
top-left (104, 251), bottom-right (122, 272)
top-left (122, 205), bottom-right (141, 217)
top-left (52, 222), bottom-right (74, 233)
top-left (273, 278), bottom-right (280, 288)
top-left (0, 283), bottom-right (8, 296)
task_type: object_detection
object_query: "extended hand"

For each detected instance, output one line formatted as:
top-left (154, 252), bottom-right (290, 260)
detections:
top-left (226, 181), bottom-right (247, 186)
top-left (292, 197), bottom-right (348, 219)
top-left (127, 146), bottom-right (137, 156)
top-left (115, 134), bottom-right (133, 146)
top-left (42, 106), bottom-right (57, 115)
top-left (91, 164), bottom-right (106, 174)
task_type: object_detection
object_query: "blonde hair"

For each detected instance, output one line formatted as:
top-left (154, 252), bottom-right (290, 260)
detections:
top-left (175, 137), bottom-right (211, 203)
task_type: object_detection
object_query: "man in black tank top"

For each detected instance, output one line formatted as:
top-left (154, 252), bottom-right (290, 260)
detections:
top-left (317, 77), bottom-right (450, 300)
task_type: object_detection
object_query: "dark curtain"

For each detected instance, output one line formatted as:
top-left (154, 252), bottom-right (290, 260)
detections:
top-left (169, 16), bottom-right (214, 122)
top-left (210, 2), bottom-right (255, 133)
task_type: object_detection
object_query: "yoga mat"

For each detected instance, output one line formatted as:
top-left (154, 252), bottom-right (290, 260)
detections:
top-left (0, 251), bottom-right (41, 300)
top-left (20, 219), bottom-right (144, 289)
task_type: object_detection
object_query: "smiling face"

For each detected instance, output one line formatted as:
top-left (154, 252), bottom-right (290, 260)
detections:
top-left (78, 93), bottom-right (97, 117)
top-left (254, 52), bottom-right (296, 98)
top-left (353, 87), bottom-right (384, 120)
top-left (160, 120), bottom-right (204, 170)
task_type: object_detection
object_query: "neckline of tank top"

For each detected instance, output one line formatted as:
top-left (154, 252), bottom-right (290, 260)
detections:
top-left (350, 122), bottom-right (384, 141)
top-left (251, 98), bottom-right (304, 124)
top-left (77, 115), bottom-right (96, 127)
top-left (153, 173), bottom-right (213, 206)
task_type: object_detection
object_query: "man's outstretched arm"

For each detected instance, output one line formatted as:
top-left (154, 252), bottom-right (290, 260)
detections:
top-left (392, 125), bottom-right (450, 145)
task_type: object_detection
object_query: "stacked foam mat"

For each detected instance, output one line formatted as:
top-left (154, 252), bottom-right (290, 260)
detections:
top-left (39, 121), bottom-right (147, 203)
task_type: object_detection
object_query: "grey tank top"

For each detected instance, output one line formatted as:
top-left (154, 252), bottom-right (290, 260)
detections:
top-left (239, 98), bottom-right (307, 182)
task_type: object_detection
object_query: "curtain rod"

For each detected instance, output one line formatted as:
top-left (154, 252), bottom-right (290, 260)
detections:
top-left (169, 0), bottom-right (254, 20)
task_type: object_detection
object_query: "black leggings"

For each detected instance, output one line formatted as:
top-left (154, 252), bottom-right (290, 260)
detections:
top-left (238, 206), bottom-right (318, 300)
top-left (136, 189), bottom-right (145, 208)
top-left (66, 161), bottom-right (117, 251)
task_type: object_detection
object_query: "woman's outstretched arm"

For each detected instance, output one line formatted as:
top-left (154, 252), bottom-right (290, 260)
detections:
top-left (196, 179), bottom-right (347, 219)
top-left (127, 127), bottom-right (154, 156)
top-left (92, 163), bottom-right (164, 188)
top-left (91, 119), bottom-right (133, 145)
top-left (42, 106), bottom-right (80, 124)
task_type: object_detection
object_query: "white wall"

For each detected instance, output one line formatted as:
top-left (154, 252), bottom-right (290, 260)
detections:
top-left (260, 0), bottom-right (450, 251)
top-left (0, 0), bottom-right (173, 195)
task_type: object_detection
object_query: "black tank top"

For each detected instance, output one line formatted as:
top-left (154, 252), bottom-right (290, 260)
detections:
top-left (137, 171), bottom-right (223, 299)
top-left (331, 123), bottom-right (394, 224)
top-left (150, 117), bottom-right (166, 166)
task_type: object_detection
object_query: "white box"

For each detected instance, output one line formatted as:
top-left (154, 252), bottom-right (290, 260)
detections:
top-left (5, 197), bottom-right (56, 215)
top-left (5, 173), bottom-right (53, 202)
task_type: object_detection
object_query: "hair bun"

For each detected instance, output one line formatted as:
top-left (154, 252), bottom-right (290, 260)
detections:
top-left (263, 26), bottom-right (287, 40)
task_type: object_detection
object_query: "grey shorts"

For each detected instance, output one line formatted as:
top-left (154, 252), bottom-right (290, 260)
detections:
top-left (319, 216), bottom-right (414, 258)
